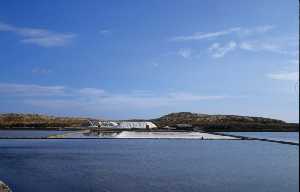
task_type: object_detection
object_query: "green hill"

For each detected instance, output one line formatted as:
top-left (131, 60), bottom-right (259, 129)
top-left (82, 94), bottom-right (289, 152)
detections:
top-left (152, 112), bottom-right (298, 132)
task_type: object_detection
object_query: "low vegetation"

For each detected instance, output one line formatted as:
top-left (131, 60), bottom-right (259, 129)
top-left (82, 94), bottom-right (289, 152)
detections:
top-left (0, 113), bottom-right (89, 129)
top-left (152, 112), bottom-right (299, 132)
top-left (0, 112), bottom-right (298, 131)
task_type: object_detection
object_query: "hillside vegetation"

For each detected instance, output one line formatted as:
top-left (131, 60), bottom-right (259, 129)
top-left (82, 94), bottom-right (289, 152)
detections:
top-left (0, 112), bottom-right (298, 131)
top-left (152, 112), bottom-right (298, 132)
top-left (0, 113), bottom-right (89, 129)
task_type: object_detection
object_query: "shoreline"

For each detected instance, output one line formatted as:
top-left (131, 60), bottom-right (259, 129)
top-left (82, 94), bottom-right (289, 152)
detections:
top-left (0, 130), bottom-right (298, 145)
top-left (0, 127), bottom-right (299, 132)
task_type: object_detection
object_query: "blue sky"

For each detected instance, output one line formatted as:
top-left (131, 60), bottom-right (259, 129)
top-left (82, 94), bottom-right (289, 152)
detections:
top-left (0, 0), bottom-right (298, 122)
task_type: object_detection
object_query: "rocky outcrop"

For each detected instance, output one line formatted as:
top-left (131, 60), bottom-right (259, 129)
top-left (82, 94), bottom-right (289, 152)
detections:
top-left (0, 181), bottom-right (12, 192)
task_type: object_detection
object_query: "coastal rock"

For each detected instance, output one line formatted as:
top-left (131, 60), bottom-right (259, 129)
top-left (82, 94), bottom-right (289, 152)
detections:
top-left (0, 181), bottom-right (12, 192)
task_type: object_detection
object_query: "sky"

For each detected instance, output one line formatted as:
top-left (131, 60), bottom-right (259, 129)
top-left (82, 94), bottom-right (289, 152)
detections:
top-left (0, 0), bottom-right (299, 122)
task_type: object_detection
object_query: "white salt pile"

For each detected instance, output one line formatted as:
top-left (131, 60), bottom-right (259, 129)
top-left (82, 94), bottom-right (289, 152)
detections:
top-left (115, 131), bottom-right (237, 139)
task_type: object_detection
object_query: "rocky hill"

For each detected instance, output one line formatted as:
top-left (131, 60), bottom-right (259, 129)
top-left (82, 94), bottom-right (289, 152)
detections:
top-left (0, 113), bottom-right (90, 129)
top-left (152, 112), bottom-right (298, 132)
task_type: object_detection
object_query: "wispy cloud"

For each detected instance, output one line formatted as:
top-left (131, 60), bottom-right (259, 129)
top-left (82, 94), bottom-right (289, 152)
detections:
top-left (0, 21), bottom-right (75, 47)
top-left (169, 25), bottom-right (289, 58)
top-left (152, 62), bottom-right (159, 67)
top-left (0, 83), bottom-right (65, 96)
top-left (167, 92), bottom-right (225, 101)
top-left (32, 68), bottom-right (52, 74)
top-left (178, 48), bottom-right (192, 58)
top-left (170, 25), bottom-right (274, 41)
top-left (240, 41), bottom-right (282, 52)
top-left (207, 35), bottom-right (298, 58)
top-left (99, 29), bottom-right (111, 35)
top-left (237, 25), bottom-right (275, 36)
top-left (267, 72), bottom-right (299, 81)
top-left (0, 83), bottom-right (228, 111)
top-left (239, 38), bottom-right (297, 55)
top-left (171, 27), bottom-right (240, 41)
top-left (21, 34), bottom-right (75, 47)
top-left (78, 88), bottom-right (106, 97)
top-left (208, 41), bottom-right (237, 58)
top-left (26, 91), bottom-right (227, 111)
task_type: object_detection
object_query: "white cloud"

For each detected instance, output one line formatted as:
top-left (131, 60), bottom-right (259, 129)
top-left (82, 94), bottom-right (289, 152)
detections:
top-left (255, 25), bottom-right (275, 33)
top-left (170, 25), bottom-right (274, 41)
top-left (21, 34), bottom-right (75, 47)
top-left (207, 35), bottom-right (298, 58)
top-left (239, 40), bottom-right (295, 55)
top-left (32, 68), bottom-right (52, 74)
top-left (0, 21), bottom-right (75, 47)
top-left (239, 35), bottom-right (298, 56)
top-left (168, 92), bottom-right (225, 101)
top-left (99, 29), bottom-right (111, 35)
top-left (178, 48), bottom-right (192, 58)
top-left (0, 22), bottom-right (15, 31)
top-left (267, 72), bottom-right (299, 81)
top-left (209, 43), bottom-right (220, 50)
top-left (25, 99), bottom-right (84, 110)
top-left (170, 25), bottom-right (296, 58)
top-left (239, 41), bottom-right (254, 50)
top-left (171, 27), bottom-right (240, 41)
top-left (237, 25), bottom-right (275, 36)
top-left (152, 62), bottom-right (159, 67)
top-left (26, 91), bottom-right (227, 111)
top-left (78, 88), bottom-right (106, 97)
top-left (0, 83), bottom-right (65, 96)
top-left (0, 83), bottom-right (228, 111)
top-left (208, 41), bottom-right (237, 58)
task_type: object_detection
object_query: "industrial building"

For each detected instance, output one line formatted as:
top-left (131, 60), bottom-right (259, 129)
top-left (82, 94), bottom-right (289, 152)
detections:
top-left (97, 121), bottom-right (157, 129)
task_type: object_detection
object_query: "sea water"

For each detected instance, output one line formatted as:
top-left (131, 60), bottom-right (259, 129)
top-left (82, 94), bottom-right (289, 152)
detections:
top-left (223, 132), bottom-right (299, 143)
top-left (0, 139), bottom-right (298, 192)
top-left (0, 130), bottom-right (73, 138)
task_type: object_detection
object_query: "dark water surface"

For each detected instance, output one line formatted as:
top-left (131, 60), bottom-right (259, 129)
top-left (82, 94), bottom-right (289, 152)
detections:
top-left (0, 139), bottom-right (298, 192)
top-left (0, 130), bottom-right (73, 138)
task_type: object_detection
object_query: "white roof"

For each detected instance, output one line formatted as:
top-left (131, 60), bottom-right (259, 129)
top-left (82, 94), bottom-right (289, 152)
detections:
top-left (98, 121), bottom-right (119, 127)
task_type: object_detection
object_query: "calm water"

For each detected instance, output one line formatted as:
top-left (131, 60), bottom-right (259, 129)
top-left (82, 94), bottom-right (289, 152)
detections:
top-left (0, 130), bottom-right (73, 138)
top-left (0, 139), bottom-right (298, 192)
top-left (223, 132), bottom-right (299, 143)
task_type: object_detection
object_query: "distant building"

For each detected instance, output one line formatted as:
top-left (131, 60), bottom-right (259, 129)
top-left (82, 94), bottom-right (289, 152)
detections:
top-left (97, 121), bottom-right (157, 129)
top-left (117, 121), bottom-right (157, 129)
top-left (98, 121), bottom-right (119, 127)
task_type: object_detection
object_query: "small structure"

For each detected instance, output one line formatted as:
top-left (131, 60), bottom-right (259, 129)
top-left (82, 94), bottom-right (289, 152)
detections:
top-left (116, 121), bottom-right (157, 129)
top-left (96, 121), bottom-right (157, 129)
top-left (98, 121), bottom-right (119, 128)
top-left (87, 120), bottom-right (99, 128)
